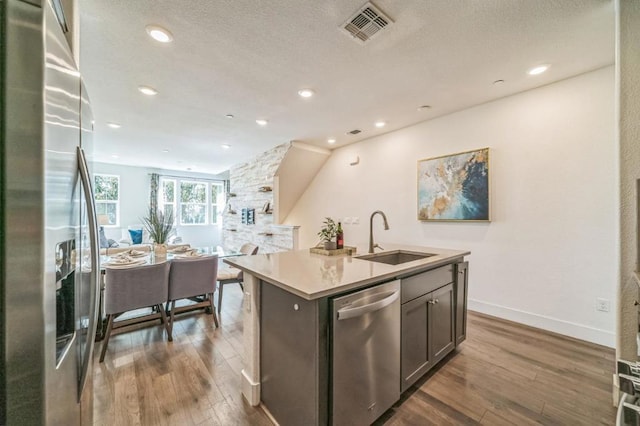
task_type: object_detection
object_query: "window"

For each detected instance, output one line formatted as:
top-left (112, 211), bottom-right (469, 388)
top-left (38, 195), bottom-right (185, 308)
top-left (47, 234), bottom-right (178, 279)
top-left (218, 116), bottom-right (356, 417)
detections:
top-left (211, 182), bottom-right (225, 224)
top-left (159, 178), bottom-right (176, 223)
top-left (157, 177), bottom-right (225, 226)
top-left (179, 181), bottom-right (207, 225)
top-left (94, 174), bottom-right (120, 226)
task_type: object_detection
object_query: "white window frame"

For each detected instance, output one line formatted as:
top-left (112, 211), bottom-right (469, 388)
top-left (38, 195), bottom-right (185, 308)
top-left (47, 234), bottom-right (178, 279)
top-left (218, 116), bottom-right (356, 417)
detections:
top-left (93, 173), bottom-right (120, 227)
top-left (157, 177), bottom-right (226, 226)
top-left (210, 182), bottom-right (225, 225)
top-left (178, 180), bottom-right (209, 226)
top-left (158, 178), bottom-right (177, 225)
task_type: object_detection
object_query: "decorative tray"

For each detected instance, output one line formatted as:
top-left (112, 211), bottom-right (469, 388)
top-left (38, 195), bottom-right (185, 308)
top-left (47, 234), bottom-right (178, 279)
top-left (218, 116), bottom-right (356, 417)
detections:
top-left (309, 246), bottom-right (357, 256)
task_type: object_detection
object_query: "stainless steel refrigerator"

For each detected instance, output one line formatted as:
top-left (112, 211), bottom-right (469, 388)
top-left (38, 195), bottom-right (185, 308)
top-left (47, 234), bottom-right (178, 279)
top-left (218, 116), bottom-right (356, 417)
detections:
top-left (1, 0), bottom-right (100, 424)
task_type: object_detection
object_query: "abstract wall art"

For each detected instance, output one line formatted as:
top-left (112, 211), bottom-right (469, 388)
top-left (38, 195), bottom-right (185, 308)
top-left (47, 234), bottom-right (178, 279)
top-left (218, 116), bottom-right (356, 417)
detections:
top-left (417, 148), bottom-right (490, 221)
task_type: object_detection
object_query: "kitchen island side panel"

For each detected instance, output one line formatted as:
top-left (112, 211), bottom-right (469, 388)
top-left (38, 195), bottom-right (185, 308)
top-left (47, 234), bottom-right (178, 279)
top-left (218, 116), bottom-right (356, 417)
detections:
top-left (260, 280), bottom-right (328, 425)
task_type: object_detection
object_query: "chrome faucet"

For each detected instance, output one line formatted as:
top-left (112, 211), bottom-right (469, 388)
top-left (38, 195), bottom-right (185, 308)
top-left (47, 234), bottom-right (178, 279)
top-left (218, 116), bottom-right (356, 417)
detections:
top-left (368, 210), bottom-right (389, 253)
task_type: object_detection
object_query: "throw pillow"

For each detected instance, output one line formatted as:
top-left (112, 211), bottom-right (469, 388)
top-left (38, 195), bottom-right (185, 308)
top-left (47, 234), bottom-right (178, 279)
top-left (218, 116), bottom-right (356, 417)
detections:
top-left (99, 226), bottom-right (109, 248)
top-left (128, 229), bottom-right (143, 245)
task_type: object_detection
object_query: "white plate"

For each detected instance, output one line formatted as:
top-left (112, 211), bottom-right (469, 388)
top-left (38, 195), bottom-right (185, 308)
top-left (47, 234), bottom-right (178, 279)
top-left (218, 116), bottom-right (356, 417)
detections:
top-left (127, 251), bottom-right (148, 258)
top-left (102, 259), bottom-right (147, 268)
top-left (169, 247), bottom-right (190, 254)
top-left (174, 253), bottom-right (203, 259)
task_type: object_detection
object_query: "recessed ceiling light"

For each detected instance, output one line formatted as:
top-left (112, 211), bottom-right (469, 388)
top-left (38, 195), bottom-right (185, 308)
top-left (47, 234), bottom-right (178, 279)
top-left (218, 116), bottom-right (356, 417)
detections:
top-left (107, 122), bottom-right (121, 129)
top-left (225, 114), bottom-right (234, 119)
top-left (298, 89), bottom-right (315, 98)
top-left (528, 64), bottom-right (550, 76)
top-left (327, 138), bottom-right (336, 144)
top-left (145, 25), bottom-right (173, 43)
top-left (138, 85), bottom-right (158, 96)
top-left (111, 154), bottom-right (119, 159)
top-left (162, 149), bottom-right (170, 153)
top-left (221, 144), bottom-right (231, 149)
top-left (374, 121), bottom-right (386, 128)
top-left (493, 79), bottom-right (505, 85)
top-left (256, 119), bottom-right (268, 126)
top-left (417, 105), bottom-right (432, 111)
top-left (186, 167), bottom-right (192, 171)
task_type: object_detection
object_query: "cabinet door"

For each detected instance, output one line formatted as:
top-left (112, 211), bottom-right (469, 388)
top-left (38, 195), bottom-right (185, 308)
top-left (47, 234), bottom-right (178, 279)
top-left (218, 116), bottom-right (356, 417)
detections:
top-left (429, 283), bottom-right (455, 364)
top-left (401, 293), bottom-right (430, 392)
top-left (261, 282), bottom-right (325, 425)
top-left (455, 262), bottom-right (469, 345)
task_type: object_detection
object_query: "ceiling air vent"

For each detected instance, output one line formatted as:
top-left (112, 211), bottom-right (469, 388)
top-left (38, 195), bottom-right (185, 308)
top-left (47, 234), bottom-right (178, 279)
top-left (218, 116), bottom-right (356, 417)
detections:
top-left (347, 129), bottom-right (362, 135)
top-left (341, 2), bottom-right (393, 44)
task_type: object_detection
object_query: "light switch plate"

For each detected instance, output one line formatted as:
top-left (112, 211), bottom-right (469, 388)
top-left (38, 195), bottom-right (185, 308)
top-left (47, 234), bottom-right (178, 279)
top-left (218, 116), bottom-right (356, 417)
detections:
top-left (352, 217), bottom-right (359, 225)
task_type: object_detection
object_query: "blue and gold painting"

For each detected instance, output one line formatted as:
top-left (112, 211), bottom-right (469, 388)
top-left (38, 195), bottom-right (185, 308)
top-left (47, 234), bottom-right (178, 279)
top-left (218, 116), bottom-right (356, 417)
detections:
top-left (418, 148), bottom-right (490, 221)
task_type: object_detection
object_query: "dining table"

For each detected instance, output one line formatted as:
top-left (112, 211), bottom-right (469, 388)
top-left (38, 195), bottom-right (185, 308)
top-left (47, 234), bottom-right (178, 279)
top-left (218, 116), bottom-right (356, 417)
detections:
top-left (95, 246), bottom-right (243, 341)
top-left (100, 245), bottom-right (242, 269)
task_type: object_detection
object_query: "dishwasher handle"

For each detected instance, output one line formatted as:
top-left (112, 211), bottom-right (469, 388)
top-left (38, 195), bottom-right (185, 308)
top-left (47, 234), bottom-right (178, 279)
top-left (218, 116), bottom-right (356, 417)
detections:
top-left (337, 290), bottom-right (399, 320)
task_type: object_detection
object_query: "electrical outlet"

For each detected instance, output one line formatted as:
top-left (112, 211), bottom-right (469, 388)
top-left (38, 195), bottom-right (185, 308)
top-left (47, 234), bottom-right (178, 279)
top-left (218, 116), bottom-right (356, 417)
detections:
top-left (352, 217), bottom-right (359, 225)
top-left (596, 298), bottom-right (610, 312)
top-left (343, 217), bottom-right (351, 225)
top-left (244, 292), bottom-right (251, 312)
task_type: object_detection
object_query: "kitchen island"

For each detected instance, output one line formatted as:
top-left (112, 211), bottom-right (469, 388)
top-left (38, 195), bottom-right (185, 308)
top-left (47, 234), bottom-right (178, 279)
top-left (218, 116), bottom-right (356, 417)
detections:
top-left (225, 243), bottom-right (470, 425)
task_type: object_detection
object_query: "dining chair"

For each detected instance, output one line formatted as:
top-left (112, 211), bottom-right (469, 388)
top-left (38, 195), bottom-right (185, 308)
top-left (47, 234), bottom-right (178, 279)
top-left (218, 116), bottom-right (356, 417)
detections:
top-left (167, 255), bottom-right (219, 335)
top-left (100, 262), bottom-right (171, 362)
top-left (216, 243), bottom-right (259, 314)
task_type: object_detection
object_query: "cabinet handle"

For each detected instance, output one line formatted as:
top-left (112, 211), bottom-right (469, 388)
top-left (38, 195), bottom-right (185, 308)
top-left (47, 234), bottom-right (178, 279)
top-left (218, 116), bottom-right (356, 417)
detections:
top-left (428, 299), bottom-right (439, 305)
top-left (434, 299), bottom-right (439, 304)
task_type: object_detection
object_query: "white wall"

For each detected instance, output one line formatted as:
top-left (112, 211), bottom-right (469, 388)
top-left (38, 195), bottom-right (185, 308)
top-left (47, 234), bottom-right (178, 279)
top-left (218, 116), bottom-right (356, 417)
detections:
top-left (286, 67), bottom-right (617, 347)
top-left (92, 162), bottom-right (228, 248)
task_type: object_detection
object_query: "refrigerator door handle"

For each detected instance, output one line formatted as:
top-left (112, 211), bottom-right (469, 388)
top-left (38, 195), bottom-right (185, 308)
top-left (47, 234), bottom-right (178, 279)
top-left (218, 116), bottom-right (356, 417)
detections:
top-left (77, 146), bottom-right (100, 397)
top-left (337, 290), bottom-right (400, 320)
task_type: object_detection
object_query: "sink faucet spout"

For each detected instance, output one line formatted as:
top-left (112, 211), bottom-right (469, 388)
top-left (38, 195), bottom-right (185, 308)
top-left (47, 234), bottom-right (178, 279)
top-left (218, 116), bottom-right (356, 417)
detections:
top-left (369, 210), bottom-right (390, 254)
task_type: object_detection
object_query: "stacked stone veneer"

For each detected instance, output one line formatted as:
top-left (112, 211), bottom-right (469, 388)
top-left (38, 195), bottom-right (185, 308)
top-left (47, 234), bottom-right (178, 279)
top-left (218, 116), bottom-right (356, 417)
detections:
top-left (223, 142), bottom-right (296, 253)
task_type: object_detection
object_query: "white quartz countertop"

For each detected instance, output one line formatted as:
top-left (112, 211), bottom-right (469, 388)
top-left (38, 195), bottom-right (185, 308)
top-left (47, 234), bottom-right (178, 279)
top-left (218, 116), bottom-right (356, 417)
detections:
top-left (224, 243), bottom-right (470, 300)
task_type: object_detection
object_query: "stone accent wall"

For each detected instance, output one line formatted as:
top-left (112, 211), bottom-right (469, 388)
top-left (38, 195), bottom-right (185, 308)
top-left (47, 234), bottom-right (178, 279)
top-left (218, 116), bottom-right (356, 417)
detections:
top-left (223, 142), bottom-right (295, 253)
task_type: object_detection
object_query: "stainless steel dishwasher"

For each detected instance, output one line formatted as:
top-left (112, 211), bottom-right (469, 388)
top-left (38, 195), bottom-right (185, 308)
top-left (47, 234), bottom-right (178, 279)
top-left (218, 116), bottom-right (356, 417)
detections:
top-left (331, 279), bottom-right (400, 426)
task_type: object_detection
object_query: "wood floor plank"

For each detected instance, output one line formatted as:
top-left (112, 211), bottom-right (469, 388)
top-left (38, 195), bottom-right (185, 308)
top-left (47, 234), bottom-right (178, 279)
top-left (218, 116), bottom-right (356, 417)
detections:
top-left (542, 400), bottom-right (613, 425)
top-left (166, 349), bottom-right (213, 425)
top-left (113, 362), bottom-right (141, 425)
top-left (132, 352), bottom-right (165, 426)
top-left (94, 286), bottom-right (617, 425)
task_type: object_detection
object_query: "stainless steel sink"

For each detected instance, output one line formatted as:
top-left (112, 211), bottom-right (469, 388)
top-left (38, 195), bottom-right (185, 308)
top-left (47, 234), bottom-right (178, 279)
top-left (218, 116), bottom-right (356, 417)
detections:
top-left (356, 250), bottom-right (435, 265)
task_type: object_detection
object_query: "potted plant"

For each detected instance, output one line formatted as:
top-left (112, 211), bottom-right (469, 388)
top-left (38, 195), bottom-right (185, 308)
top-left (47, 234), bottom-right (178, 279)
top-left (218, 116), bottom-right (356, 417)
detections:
top-left (317, 217), bottom-right (338, 250)
top-left (142, 207), bottom-right (174, 255)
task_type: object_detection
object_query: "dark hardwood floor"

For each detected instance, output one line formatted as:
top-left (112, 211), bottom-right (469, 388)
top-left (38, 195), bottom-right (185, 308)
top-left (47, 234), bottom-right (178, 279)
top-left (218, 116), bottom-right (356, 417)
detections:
top-left (94, 287), bottom-right (616, 425)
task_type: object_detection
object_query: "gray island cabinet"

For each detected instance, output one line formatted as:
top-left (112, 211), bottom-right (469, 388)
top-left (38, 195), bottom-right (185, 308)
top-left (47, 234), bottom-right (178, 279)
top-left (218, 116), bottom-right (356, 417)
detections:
top-left (225, 244), bottom-right (469, 426)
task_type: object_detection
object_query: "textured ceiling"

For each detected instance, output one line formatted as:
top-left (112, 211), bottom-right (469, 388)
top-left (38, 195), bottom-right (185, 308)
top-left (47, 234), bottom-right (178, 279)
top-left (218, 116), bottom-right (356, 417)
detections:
top-left (79, 0), bottom-right (614, 175)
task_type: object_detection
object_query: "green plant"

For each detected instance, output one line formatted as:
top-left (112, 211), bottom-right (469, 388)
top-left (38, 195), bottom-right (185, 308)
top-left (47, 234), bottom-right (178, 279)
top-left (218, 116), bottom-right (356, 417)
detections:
top-left (141, 207), bottom-right (174, 244)
top-left (317, 217), bottom-right (338, 243)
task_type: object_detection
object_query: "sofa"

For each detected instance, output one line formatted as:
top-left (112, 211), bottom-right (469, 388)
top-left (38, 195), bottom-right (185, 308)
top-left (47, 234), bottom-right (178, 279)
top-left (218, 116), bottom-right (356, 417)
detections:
top-left (99, 224), bottom-right (186, 255)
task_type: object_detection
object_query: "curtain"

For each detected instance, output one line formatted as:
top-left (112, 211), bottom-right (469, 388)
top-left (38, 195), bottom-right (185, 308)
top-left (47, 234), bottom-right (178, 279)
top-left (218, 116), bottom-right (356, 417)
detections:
top-left (149, 173), bottom-right (159, 216)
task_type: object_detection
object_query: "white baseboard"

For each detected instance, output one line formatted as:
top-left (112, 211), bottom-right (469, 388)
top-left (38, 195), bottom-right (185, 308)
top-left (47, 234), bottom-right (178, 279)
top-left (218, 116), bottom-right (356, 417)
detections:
top-left (241, 369), bottom-right (261, 406)
top-left (468, 298), bottom-right (615, 348)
